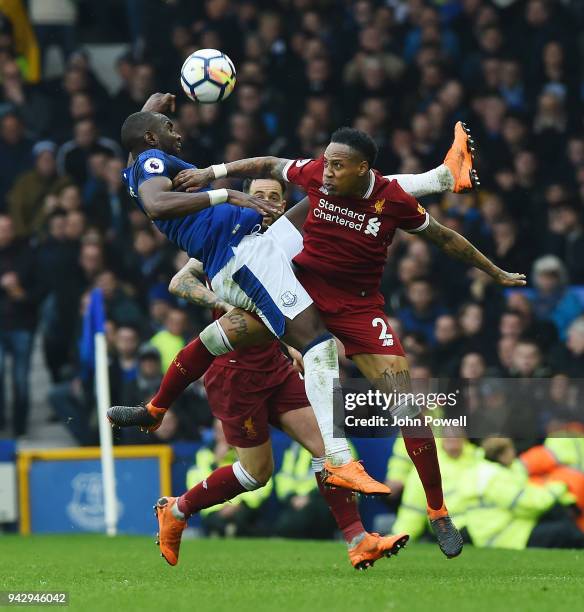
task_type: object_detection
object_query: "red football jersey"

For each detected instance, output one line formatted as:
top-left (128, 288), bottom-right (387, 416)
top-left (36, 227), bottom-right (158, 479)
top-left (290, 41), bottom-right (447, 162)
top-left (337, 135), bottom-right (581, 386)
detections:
top-left (284, 157), bottom-right (428, 304)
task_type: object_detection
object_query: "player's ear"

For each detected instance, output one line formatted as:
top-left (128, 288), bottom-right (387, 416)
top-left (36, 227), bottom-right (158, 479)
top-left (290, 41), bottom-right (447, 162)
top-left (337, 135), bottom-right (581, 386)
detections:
top-left (358, 160), bottom-right (369, 176)
top-left (144, 130), bottom-right (158, 147)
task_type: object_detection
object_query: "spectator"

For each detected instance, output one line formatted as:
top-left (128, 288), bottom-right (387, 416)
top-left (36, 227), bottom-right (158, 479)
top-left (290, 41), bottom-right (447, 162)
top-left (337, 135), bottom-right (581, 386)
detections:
top-left (56, 118), bottom-right (121, 186)
top-left (432, 315), bottom-right (464, 377)
top-left (530, 255), bottom-right (583, 340)
top-left (0, 214), bottom-right (44, 435)
top-left (37, 209), bottom-right (82, 381)
top-left (7, 140), bottom-right (70, 238)
top-left (0, 112), bottom-right (32, 209)
top-left (149, 308), bottom-right (188, 371)
top-left (114, 324), bottom-right (140, 383)
top-left (120, 343), bottom-right (162, 408)
top-left (545, 202), bottom-right (584, 284)
top-left (510, 339), bottom-right (549, 378)
top-left (85, 156), bottom-right (132, 242)
top-left (465, 437), bottom-right (584, 550)
top-left (549, 317), bottom-right (584, 378)
top-left (0, 59), bottom-right (50, 137)
top-left (398, 278), bottom-right (447, 344)
top-left (95, 269), bottom-right (145, 330)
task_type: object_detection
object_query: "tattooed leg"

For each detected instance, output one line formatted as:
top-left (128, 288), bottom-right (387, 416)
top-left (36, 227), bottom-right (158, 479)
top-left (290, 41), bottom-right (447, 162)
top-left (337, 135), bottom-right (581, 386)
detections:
top-left (218, 308), bottom-right (273, 349)
top-left (351, 352), bottom-right (445, 511)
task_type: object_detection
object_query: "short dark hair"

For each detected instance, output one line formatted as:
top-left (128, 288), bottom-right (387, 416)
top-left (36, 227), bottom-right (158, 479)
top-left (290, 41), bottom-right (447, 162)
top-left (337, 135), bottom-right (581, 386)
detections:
top-left (330, 127), bottom-right (378, 167)
top-left (243, 177), bottom-right (286, 195)
top-left (121, 111), bottom-right (162, 152)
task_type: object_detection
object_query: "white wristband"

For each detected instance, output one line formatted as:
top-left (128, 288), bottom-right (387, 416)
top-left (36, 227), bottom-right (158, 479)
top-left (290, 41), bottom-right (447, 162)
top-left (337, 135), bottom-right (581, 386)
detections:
top-left (211, 163), bottom-right (227, 179)
top-left (208, 188), bottom-right (228, 206)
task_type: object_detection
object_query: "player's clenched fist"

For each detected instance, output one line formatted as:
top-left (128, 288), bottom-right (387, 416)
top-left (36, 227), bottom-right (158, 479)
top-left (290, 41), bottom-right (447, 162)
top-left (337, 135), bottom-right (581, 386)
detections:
top-left (141, 92), bottom-right (176, 114)
top-left (173, 168), bottom-right (213, 192)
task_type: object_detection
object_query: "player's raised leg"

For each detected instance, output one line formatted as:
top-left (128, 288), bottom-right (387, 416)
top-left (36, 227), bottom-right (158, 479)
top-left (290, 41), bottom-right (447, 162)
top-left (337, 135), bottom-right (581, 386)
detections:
top-left (385, 121), bottom-right (480, 197)
top-left (279, 405), bottom-right (408, 569)
top-left (156, 438), bottom-right (273, 566)
top-left (108, 308), bottom-right (273, 431)
top-left (277, 307), bottom-right (389, 495)
top-left (351, 352), bottom-right (463, 558)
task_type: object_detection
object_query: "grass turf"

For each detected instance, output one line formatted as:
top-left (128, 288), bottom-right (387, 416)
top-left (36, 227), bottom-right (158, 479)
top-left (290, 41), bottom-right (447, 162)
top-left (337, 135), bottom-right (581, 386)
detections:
top-left (0, 535), bottom-right (583, 612)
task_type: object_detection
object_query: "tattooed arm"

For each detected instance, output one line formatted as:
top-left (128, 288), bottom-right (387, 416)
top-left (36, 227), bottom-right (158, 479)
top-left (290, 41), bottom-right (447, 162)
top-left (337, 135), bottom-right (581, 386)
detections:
top-left (418, 216), bottom-right (526, 286)
top-left (173, 157), bottom-right (291, 192)
top-left (168, 258), bottom-right (231, 312)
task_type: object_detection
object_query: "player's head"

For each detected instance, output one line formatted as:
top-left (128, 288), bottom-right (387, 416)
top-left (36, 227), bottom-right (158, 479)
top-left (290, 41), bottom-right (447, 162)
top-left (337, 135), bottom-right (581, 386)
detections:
top-left (323, 127), bottom-right (378, 197)
top-left (243, 177), bottom-right (286, 228)
top-left (121, 111), bottom-right (182, 156)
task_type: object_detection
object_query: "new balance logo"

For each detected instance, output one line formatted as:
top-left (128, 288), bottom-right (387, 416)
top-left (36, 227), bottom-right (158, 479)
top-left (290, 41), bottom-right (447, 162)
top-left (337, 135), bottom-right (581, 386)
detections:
top-left (364, 216), bottom-right (381, 237)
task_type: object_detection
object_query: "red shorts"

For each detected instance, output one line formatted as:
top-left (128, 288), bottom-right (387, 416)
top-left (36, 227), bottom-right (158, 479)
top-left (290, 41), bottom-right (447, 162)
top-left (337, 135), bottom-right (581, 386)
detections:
top-left (295, 268), bottom-right (405, 358)
top-left (204, 363), bottom-right (309, 448)
top-left (321, 307), bottom-right (405, 358)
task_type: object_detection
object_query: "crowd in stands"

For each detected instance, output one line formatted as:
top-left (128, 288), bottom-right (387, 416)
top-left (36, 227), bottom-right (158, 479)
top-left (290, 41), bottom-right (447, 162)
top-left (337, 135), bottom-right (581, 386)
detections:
top-left (0, 0), bottom-right (583, 546)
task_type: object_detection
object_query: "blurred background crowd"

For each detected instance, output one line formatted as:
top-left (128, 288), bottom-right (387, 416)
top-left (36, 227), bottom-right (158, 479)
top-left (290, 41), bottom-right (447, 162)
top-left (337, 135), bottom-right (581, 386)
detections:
top-left (0, 0), bottom-right (583, 546)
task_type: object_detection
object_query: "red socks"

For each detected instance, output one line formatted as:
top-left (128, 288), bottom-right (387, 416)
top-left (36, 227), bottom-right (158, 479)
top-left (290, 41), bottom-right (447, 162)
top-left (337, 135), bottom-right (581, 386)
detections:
top-left (401, 425), bottom-right (444, 510)
top-left (151, 337), bottom-right (215, 409)
top-left (316, 472), bottom-right (364, 543)
top-left (177, 465), bottom-right (245, 518)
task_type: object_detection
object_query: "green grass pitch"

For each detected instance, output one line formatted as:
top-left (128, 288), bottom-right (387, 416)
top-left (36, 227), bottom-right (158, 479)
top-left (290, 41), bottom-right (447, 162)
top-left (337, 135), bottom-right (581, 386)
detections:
top-left (1, 535), bottom-right (583, 611)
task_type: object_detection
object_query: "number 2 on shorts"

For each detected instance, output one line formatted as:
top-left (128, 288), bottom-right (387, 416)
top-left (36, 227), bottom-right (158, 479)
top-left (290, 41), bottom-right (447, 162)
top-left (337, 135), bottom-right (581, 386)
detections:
top-left (372, 317), bottom-right (394, 347)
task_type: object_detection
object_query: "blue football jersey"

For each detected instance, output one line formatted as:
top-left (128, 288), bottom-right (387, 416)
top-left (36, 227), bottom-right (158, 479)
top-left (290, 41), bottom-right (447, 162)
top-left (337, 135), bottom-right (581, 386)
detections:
top-left (122, 149), bottom-right (262, 279)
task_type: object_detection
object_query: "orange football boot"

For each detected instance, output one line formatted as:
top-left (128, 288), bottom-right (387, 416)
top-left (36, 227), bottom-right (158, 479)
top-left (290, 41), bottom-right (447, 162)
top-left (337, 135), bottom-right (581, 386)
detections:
top-left (323, 460), bottom-right (391, 496)
top-left (443, 121), bottom-right (480, 193)
top-left (349, 532), bottom-right (410, 570)
top-left (107, 401), bottom-right (166, 432)
top-left (428, 503), bottom-right (463, 558)
top-left (154, 496), bottom-right (187, 566)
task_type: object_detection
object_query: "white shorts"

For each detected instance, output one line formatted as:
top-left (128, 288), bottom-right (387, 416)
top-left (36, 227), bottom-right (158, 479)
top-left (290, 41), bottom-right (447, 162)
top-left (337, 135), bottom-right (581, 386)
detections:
top-left (264, 215), bottom-right (304, 262)
top-left (210, 231), bottom-right (312, 338)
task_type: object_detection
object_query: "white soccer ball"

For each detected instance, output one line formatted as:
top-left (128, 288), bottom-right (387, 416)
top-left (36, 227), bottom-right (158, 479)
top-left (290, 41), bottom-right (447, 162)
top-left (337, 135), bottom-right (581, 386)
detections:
top-left (180, 48), bottom-right (236, 104)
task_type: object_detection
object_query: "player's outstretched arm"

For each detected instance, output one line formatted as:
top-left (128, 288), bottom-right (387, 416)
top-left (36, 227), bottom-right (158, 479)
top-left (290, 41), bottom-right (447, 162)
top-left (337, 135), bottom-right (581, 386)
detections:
top-left (173, 157), bottom-right (291, 192)
top-left (169, 258), bottom-right (231, 312)
top-left (139, 176), bottom-right (279, 220)
top-left (419, 216), bottom-right (527, 287)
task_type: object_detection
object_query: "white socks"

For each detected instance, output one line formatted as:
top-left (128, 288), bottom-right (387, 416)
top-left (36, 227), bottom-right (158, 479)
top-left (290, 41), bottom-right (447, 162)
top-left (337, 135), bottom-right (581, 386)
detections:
top-left (303, 336), bottom-right (352, 466)
top-left (385, 165), bottom-right (454, 198)
top-left (311, 456), bottom-right (326, 474)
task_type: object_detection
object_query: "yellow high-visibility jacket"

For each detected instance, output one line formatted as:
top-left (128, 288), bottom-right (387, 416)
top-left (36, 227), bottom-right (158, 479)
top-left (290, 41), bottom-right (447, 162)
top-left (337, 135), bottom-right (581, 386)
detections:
top-left (393, 441), bottom-right (479, 539)
top-left (275, 443), bottom-right (317, 500)
top-left (458, 459), bottom-right (573, 549)
top-left (545, 435), bottom-right (584, 472)
top-left (0, 0), bottom-right (40, 82)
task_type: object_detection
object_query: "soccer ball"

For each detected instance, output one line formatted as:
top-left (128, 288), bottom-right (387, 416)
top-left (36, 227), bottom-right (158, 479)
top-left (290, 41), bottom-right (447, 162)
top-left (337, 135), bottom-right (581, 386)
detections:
top-left (180, 48), bottom-right (236, 104)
